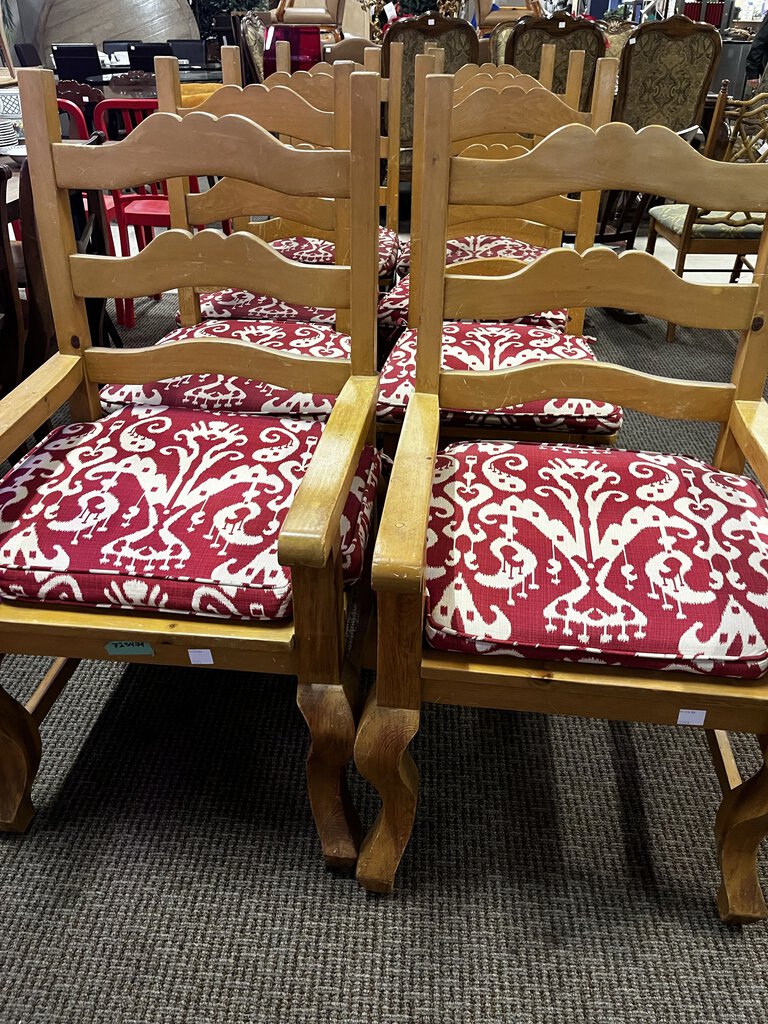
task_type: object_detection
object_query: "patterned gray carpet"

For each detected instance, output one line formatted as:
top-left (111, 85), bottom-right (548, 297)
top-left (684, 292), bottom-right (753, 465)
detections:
top-left (1, 297), bottom-right (767, 1023)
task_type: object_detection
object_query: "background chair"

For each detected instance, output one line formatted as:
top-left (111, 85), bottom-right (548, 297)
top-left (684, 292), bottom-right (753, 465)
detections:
top-left (506, 13), bottom-right (606, 108)
top-left (489, 22), bottom-right (517, 65)
top-left (477, 0), bottom-right (537, 37)
top-left (647, 83), bottom-right (768, 341)
top-left (597, 14), bottom-right (721, 249)
top-left (14, 43), bottom-right (42, 68)
top-left (275, 0), bottom-right (346, 40)
top-left (128, 43), bottom-right (174, 72)
top-left (168, 39), bottom-right (207, 65)
top-left (383, 14), bottom-right (479, 181)
top-left (102, 40), bottom-right (141, 55)
top-left (50, 44), bottom-right (102, 82)
top-left (597, 16), bottom-right (636, 60)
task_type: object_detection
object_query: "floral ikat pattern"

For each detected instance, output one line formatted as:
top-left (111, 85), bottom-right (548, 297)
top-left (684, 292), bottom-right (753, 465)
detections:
top-left (101, 320), bottom-right (350, 420)
top-left (425, 442), bottom-right (768, 678)
top-left (377, 325), bottom-right (622, 434)
top-left (272, 226), bottom-right (400, 277)
top-left (0, 407), bottom-right (379, 621)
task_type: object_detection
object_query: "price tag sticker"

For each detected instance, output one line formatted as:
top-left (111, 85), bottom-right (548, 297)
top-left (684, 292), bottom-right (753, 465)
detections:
top-left (677, 708), bottom-right (707, 726)
top-left (385, 2), bottom-right (398, 18)
top-left (188, 649), bottom-right (214, 665)
top-left (105, 640), bottom-right (155, 656)
top-left (428, 18), bottom-right (435, 24)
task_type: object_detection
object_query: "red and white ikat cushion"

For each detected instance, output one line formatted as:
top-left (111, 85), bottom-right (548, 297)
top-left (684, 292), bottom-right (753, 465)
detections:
top-left (0, 406), bottom-right (379, 622)
top-left (194, 226), bottom-right (400, 324)
top-left (272, 226), bottom-right (400, 277)
top-left (395, 233), bottom-right (550, 277)
top-left (377, 275), bottom-right (568, 333)
top-left (425, 442), bottom-right (768, 678)
top-left (377, 324), bottom-right (622, 435)
top-left (101, 320), bottom-right (350, 420)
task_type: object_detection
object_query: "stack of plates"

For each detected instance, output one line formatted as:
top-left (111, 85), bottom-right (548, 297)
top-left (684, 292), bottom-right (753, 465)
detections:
top-left (0, 122), bottom-right (18, 147)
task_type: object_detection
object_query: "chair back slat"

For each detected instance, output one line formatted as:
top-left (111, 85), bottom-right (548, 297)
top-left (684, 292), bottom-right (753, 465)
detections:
top-left (449, 121), bottom-right (768, 213)
top-left (450, 85), bottom-right (591, 143)
top-left (442, 247), bottom-right (759, 328)
top-left (187, 182), bottom-right (335, 234)
top-left (84, 339), bottom-right (350, 395)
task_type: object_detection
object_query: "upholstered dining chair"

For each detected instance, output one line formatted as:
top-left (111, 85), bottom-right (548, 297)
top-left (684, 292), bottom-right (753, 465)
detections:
top-left (382, 13), bottom-right (479, 180)
top-left (506, 13), bottom-right (606, 109)
top-left (489, 21), bottom-right (518, 65)
top-left (6, 67), bottom-right (381, 872)
top-left (648, 84), bottom-right (768, 342)
top-left (357, 71), bottom-right (768, 927)
top-left (597, 14), bottom-right (721, 249)
top-left (597, 15), bottom-right (636, 61)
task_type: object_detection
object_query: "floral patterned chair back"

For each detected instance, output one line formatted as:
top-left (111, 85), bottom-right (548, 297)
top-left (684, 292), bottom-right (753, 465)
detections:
top-left (506, 13), bottom-right (606, 109)
top-left (489, 22), bottom-right (517, 66)
top-left (598, 16), bottom-right (636, 61)
top-left (615, 14), bottom-right (721, 131)
top-left (383, 14), bottom-right (478, 175)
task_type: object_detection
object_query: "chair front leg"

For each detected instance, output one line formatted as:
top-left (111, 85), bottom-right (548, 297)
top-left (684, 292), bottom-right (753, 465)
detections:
top-left (0, 670), bottom-right (42, 833)
top-left (715, 734), bottom-right (768, 924)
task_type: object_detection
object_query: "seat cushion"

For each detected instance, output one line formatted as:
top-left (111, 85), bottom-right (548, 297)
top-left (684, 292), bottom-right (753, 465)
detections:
top-left (650, 203), bottom-right (765, 239)
top-left (378, 324), bottom-right (622, 435)
top-left (425, 442), bottom-right (768, 678)
top-left (0, 406), bottom-right (379, 622)
top-left (272, 226), bottom-right (400, 277)
top-left (101, 319), bottom-right (349, 419)
top-left (197, 289), bottom-right (336, 325)
top-left (395, 233), bottom-right (550, 278)
top-left (378, 274), bottom-right (568, 333)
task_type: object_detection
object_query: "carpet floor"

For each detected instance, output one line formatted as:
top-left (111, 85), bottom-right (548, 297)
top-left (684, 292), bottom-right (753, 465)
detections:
top-left (1, 297), bottom-right (767, 1023)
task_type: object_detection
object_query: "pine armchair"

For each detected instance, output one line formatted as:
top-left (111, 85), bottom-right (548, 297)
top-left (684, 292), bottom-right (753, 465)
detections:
top-left (357, 72), bottom-right (768, 925)
top-left (3, 67), bottom-right (381, 871)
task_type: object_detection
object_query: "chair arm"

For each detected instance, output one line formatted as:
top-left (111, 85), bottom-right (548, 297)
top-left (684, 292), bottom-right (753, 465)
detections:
top-left (372, 392), bottom-right (440, 595)
top-left (0, 354), bottom-right (83, 466)
top-left (275, 0), bottom-right (289, 21)
top-left (729, 400), bottom-right (768, 489)
top-left (278, 374), bottom-right (378, 569)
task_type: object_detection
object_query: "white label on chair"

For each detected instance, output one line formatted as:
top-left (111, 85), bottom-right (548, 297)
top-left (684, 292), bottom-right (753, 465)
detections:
top-left (559, 21), bottom-right (566, 27)
top-left (189, 648), bottom-right (214, 665)
top-left (629, 38), bottom-right (636, 45)
top-left (428, 18), bottom-right (435, 24)
top-left (677, 708), bottom-right (707, 726)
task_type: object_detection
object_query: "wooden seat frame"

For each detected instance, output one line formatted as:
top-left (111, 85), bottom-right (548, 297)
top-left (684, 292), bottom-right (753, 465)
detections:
top-left (356, 73), bottom-right (768, 925)
top-left (2, 67), bottom-right (380, 872)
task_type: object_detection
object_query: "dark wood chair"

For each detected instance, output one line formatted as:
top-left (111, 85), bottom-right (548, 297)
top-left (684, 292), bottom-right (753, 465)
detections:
top-left (0, 166), bottom-right (25, 399)
top-left (506, 13), bottom-right (606, 109)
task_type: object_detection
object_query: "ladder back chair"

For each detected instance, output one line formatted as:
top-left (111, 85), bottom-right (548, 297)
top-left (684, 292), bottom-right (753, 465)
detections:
top-left (376, 56), bottom-right (619, 451)
top-left (4, 67), bottom-right (381, 871)
top-left (357, 72), bottom-right (768, 927)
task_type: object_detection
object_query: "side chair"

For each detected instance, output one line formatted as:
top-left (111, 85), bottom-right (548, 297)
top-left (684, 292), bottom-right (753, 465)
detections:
top-left (1, 67), bottom-right (381, 872)
top-left (356, 71), bottom-right (768, 926)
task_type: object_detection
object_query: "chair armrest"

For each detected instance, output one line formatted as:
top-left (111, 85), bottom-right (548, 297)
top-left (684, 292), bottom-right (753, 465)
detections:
top-left (372, 392), bottom-right (440, 595)
top-left (278, 374), bottom-right (378, 569)
top-left (0, 354), bottom-right (83, 466)
top-left (729, 400), bottom-right (768, 489)
top-left (275, 0), bottom-right (289, 21)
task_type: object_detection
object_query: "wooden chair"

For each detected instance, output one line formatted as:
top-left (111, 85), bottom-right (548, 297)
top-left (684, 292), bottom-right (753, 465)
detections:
top-left (0, 166), bottom-right (25, 398)
top-left (382, 14), bottom-right (479, 181)
top-left (153, 54), bottom-right (396, 330)
top-left (506, 13), bottom-right (606, 109)
top-left (597, 16), bottom-right (636, 61)
top-left (5, 67), bottom-right (381, 871)
top-left (379, 53), bottom-right (618, 351)
top-left (356, 72), bottom-right (768, 927)
top-left (648, 84), bottom-right (768, 342)
top-left (597, 14), bottom-right (721, 249)
top-left (489, 22), bottom-right (520, 66)
top-left (275, 0), bottom-right (346, 41)
top-left (478, 1), bottom-right (537, 38)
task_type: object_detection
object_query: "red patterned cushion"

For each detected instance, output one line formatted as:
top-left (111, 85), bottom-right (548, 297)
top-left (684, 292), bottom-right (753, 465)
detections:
top-left (378, 325), bottom-right (622, 435)
top-left (101, 320), bottom-right (350, 419)
top-left (395, 233), bottom-right (551, 278)
top-left (377, 274), bottom-right (568, 332)
top-left (426, 442), bottom-right (768, 678)
top-left (272, 226), bottom-right (400, 277)
top-left (197, 289), bottom-right (336, 325)
top-left (0, 407), bottom-right (379, 622)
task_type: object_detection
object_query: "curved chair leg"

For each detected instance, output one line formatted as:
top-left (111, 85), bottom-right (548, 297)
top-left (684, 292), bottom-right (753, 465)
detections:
top-left (716, 735), bottom-right (768, 924)
top-left (0, 681), bottom-right (42, 833)
top-left (355, 686), bottom-right (420, 893)
top-left (297, 669), bottom-right (361, 871)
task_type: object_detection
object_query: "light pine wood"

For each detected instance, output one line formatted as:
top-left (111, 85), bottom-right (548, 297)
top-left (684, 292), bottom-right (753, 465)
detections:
top-left (84, 338), bottom-right (351, 394)
top-left (450, 122), bottom-right (768, 215)
top-left (707, 730), bottom-right (743, 795)
top-left (442, 247), bottom-right (758, 330)
top-left (451, 82), bottom-right (591, 143)
top-left (564, 48), bottom-right (585, 109)
top-left (221, 45), bottom-right (243, 86)
top-left (439, 360), bottom-right (735, 424)
top-left (448, 195), bottom-right (579, 231)
top-left (538, 41), bottom-right (555, 90)
top-left (6, 68), bottom-right (382, 865)
top-left (70, 228), bottom-right (350, 307)
top-left (276, 39), bottom-right (291, 74)
top-left (280, 376), bottom-right (378, 568)
top-left (52, 114), bottom-right (350, 198)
